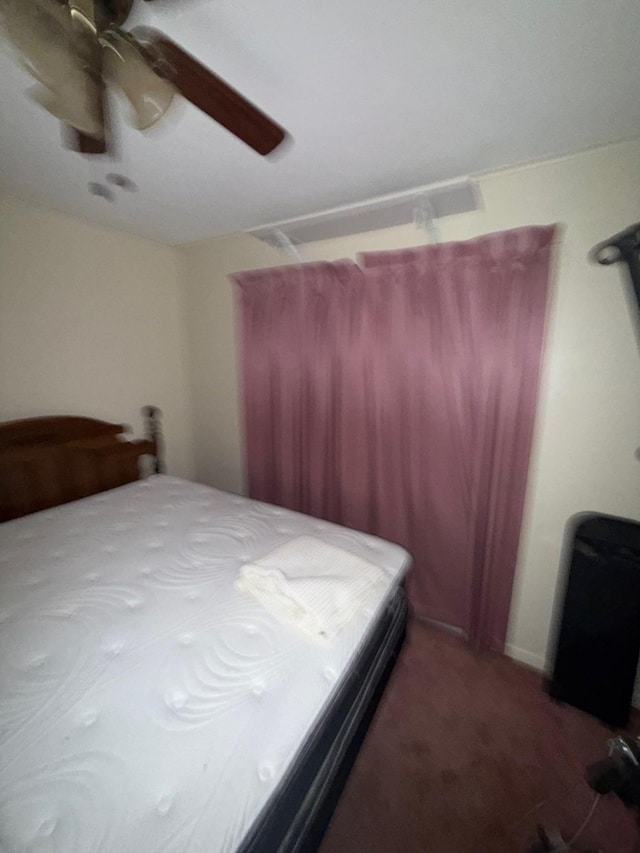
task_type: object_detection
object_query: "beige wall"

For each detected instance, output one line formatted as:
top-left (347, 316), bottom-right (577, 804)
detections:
top-left (182, 137), bottom-right (640, 671)
top-left (183, 233), bottom-right (284, 492)
top-left (0, 195), bottom-right (195, 479)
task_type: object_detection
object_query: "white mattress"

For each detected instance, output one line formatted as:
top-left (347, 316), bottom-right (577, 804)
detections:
top-left (0, 476), bottom-right (409, 853)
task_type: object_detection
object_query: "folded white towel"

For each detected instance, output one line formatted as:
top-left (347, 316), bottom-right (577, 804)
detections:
top-left (235, 535), bottom-right (387, 642)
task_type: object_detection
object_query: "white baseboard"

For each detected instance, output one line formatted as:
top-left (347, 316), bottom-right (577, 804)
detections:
top-left (504, 643), bottom-right (546, 672)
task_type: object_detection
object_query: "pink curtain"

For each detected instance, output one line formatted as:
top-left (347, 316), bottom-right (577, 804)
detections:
top-left (234, 226), bottom-right (556, 650)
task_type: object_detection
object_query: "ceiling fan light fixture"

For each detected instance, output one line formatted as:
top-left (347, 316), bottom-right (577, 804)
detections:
top-left (102, 29), bottom-right (175, 130)
top-left (1, 0), bottom-right (80, 88)
top-left (29, 72), bottom-right (103, 138)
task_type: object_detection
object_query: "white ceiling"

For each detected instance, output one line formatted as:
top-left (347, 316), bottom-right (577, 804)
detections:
top-left (1, 0), bottom-right (640, 245)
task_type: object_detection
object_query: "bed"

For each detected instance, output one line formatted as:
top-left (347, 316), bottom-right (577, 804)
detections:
top-left (0, 410), bottom-right (409, 853)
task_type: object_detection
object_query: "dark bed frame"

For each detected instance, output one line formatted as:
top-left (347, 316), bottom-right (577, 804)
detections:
top-left (0, 406), bottom-right (163, 522)
top-left (0, 406), bottom-right (408, 852)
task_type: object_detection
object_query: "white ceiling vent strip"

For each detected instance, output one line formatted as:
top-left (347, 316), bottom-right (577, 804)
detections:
top-left (247, 179), bottom-right (482, 247)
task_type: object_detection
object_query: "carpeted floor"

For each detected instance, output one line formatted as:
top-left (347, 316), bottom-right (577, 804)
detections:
top-left (320, 618), bottom-right (639, 853)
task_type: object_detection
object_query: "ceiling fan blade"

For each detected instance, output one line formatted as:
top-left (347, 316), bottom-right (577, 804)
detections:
top-left (65, 56), bottom-right (109, 154)
top-left (132, 28), bottom-right (287, 156)
top-left (71, 129), bottom-right (108, 154)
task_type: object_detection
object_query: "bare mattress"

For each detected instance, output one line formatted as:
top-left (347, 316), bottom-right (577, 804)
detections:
top-left (0, 476), bottom-right (409, 853)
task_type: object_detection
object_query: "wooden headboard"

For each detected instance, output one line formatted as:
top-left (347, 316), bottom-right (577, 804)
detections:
top-left (0, 406), bottom-right (163, 522)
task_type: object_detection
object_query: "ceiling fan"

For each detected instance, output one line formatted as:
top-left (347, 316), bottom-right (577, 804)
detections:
top-left (0, 0), bottom-right (288, 156)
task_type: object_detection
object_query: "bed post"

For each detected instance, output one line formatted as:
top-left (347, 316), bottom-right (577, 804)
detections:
top-left (142, 406), bottom-right (165, 474)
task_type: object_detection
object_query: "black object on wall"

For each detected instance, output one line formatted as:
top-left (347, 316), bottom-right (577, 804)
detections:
top-left (590, 221), bottom-right (640, 337)
top-left (548, 514), bottom-right (640, 728)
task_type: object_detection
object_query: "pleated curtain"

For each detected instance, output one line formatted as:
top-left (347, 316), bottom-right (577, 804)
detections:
top-left (234, 225), bottom-right (556, 650)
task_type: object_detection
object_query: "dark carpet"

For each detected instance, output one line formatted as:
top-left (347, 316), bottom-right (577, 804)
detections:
top-left (320, 618), bottom-right (639, 852)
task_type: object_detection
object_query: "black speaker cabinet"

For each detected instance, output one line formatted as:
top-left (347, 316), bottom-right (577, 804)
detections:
top-left (548, 513), bottom-right (640, 728)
